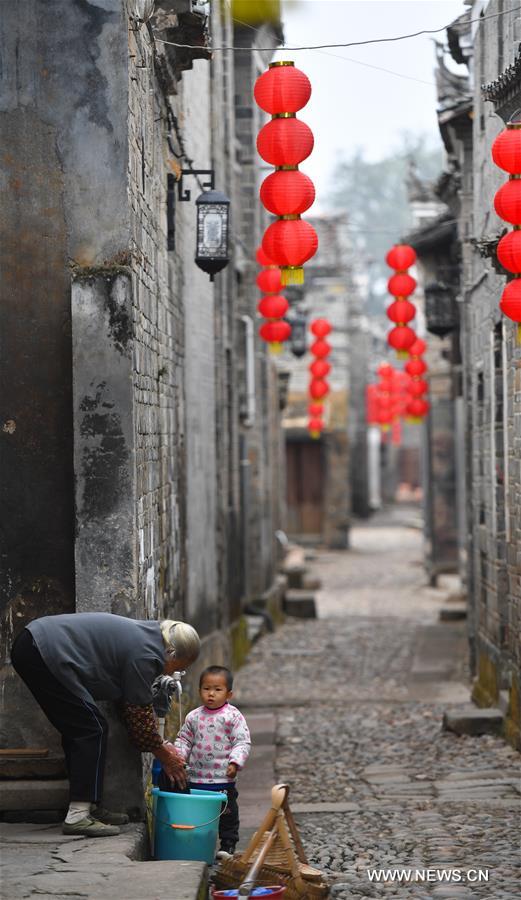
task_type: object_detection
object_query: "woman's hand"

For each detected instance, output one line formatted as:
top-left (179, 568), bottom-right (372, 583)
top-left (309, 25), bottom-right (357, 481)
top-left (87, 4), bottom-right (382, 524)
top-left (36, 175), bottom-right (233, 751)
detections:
top-left (155, 742), bottom-right (187, 788)
top-left (226, 762), bottom-right (238, 779)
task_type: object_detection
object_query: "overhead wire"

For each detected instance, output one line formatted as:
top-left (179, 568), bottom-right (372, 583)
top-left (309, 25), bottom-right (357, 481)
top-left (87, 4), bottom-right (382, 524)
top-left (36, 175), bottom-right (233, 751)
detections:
top-left (230, 11), bottom-right (436, 86)
top-left (153, 3), bottom-right (521, 52)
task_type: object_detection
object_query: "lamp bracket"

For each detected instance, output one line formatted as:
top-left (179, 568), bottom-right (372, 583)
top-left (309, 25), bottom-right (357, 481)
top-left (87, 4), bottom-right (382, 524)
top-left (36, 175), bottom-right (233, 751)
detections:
top-left (178, 169), bottom-right (215, 201)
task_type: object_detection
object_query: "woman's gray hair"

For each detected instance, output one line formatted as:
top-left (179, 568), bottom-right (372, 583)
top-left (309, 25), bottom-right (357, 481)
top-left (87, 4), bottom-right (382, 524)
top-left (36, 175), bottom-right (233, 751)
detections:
top-left (160, 620), bottom-right (200, 663)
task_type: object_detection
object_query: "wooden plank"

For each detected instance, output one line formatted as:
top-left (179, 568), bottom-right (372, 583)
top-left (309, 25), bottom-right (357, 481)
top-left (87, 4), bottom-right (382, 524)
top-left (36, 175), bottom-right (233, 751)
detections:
top-left (0, 748), bottom-right (49, 757)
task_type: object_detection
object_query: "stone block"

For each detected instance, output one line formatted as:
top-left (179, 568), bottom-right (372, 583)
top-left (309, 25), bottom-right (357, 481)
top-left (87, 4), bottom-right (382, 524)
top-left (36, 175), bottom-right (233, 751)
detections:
top-left (0, 779), bottom-right (68, 812)
top-left (283, 589), bottom-right (317, 618)
top-left (442, 705), bottom-right (504, 736)
top-left (439, 603), bottom-right (467, 621)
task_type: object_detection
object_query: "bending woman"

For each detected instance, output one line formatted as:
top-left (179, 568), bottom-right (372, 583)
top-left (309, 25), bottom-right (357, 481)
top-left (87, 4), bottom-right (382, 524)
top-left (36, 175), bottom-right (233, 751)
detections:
top-left (11, 614), bottom-right (200, 837)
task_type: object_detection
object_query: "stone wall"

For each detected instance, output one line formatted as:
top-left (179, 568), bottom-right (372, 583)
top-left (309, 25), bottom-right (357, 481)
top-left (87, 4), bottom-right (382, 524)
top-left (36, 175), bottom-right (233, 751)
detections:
top-left (463, 0), bottom-right (521, 747)
top-left (0, 0), bottom-right (287, 811)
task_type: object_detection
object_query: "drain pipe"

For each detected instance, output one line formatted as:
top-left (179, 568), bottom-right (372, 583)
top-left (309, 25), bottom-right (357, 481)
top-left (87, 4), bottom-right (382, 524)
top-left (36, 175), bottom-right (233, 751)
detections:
top-left (241, 315), bottom-right (256, 428)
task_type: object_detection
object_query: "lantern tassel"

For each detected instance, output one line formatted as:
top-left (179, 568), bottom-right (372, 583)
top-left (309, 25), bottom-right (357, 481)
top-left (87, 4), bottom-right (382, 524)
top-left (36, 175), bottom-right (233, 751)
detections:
top-left (281, 266), bottom-right (304, 286)
top-left (309, 430), bottom-right (321, 439)
top-left (517, 323), bottom-right (521, 344)
top-left (396, 350), bottom-right (408, 360)
top-left (268, 341), bottom-right (283, 355)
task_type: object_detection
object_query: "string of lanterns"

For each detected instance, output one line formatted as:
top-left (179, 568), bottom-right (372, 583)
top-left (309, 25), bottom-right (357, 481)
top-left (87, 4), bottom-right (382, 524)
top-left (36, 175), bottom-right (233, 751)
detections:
top-left (367, 245), bottom-right (431, 434)
top-left (405, 337), bottom-right (430, 422)
top-left (255, 61), bottom-right (318, 286)
top-left (385, 244), bottom-right (418, 357)
top-left (256, 245), bottom-right (292, 353)
top-left (492, 120), bottom-right (521, 338)
top-left (308, 318), bottom-right (332, 438)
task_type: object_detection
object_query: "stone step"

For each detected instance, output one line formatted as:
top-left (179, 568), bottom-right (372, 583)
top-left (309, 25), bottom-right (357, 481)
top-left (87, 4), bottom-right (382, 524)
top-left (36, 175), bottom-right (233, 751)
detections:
top-left (442, 705), bottom-right (504, 736)
top-left (439, 603), bottom-right (467, 621)
top-left (283, 589), bottom-right (317, 618)
top-left (0, 779), bottom-right (69, 813)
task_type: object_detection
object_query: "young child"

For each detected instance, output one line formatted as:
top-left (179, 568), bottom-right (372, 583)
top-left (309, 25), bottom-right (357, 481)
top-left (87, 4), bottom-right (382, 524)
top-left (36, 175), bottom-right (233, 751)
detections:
top-left (174, 665), bottom-right (251, 857)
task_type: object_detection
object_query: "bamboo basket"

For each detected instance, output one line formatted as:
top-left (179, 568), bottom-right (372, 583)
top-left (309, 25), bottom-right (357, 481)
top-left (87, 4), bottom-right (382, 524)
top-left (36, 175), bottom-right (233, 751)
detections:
top-left (212, 784), bottom-right (329, 898)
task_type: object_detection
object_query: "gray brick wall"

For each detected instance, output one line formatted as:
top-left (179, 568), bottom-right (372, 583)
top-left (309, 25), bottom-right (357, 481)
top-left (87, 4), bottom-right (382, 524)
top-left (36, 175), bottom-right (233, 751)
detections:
top-left (128, 23), bottom-right (187, 622)
top-left (462, 1), bottom-right (521, 742)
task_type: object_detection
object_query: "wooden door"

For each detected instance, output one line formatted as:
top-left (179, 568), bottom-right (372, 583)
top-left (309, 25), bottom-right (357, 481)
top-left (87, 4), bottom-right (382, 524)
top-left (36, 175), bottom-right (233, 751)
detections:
top-left (286, 440), bottom-right (324, 536)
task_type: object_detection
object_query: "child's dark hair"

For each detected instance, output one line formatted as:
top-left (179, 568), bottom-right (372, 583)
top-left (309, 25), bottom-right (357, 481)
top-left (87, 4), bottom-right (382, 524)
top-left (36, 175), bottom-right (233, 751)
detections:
top-left (199, 665), bottom-right (233, 691)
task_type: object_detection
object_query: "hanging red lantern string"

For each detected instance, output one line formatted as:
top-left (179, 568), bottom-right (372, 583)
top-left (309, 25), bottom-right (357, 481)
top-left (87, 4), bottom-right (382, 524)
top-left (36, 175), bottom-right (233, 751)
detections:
top-left (307, 318), bottom-right (332, 435)
top-left (403, 339), bottom-right (430, 423)
top-left (492, 120), bottom-right (521, 340)
top-left (308, 402), bottom-right (325, 417)
top-left (256, 245), bottom-right (291, 354)
top-left (255, 61), bottom-right (318, 286)
top-left (385, 244), bottom-right (418, 358)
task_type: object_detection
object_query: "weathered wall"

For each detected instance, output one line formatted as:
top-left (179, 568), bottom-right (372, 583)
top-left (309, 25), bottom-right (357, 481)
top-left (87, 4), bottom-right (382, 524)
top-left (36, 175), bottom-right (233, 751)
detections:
top-left (0, 0), bottom-right (129, 754)
top-left (462, 0), bottom-right (521, 746)
top-left (233, 27), bottom-right (284, 597)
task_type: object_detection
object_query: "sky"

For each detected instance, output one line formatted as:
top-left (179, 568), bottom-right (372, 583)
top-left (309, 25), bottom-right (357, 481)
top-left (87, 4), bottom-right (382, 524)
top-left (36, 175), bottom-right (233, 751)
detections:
top-left (273, 0), bottom-right (468, 210)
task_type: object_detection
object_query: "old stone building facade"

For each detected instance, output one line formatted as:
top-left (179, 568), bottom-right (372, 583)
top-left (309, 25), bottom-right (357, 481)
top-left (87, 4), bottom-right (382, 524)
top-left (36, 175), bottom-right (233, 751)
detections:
top-left (0, 0), bottom-right (287, 810)
top-left (412, 0), bottom-right (521, 748)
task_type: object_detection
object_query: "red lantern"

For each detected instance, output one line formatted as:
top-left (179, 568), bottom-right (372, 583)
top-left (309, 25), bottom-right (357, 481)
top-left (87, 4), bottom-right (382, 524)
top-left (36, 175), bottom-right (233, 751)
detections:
top-left (308, 403), bottom-right (324, 416)
top-left (257, 294), bottom-right (289, 319)
top-left (386, 299), bottom-right (415, 324)
top-left (259, 320), bottom-right (291, 344)
top-left (263, 218), bottom-right (318, 285)
top-left (310, 338), bottom-right (331, 358)
top-left (257, 118), bottom-right (314, 167)
top-left (256, 268), bottom-right (283, 293)
top-left (388, 273), bottom-right (417, 297)
top-left (377, 407), bottom-right (393, 431)
top-left (254, 63), bottom-right (312, 115)
top-left (405, 358), bottom-right (427, 377)
top-left (309, 378), bottom-right (330, 400)
top-left (407, 397), bottom-right (430, 420)
top-left (385, 244), bottom-right (417, 271)
top-left (494, 179), bottom-right (521, 225)
top-left (408, 338), bottom-right (427, 357)
top-left (409, 378), bottom-right (428, 397)
top-left (499, 278), bottom-right (521, 322)
top-left (310, 318), bottom-right (332, 338)
top-left (492, 127), bottom-right (521, 175)
top-left (497, 230), bottom-right (521, 273)
top-left (256, 246), bottom-right (274, 266)
top-left (310, 359), bottom-right (331, 378)
top-left (388, 325), bottom-right (416, 352)
top-left (377, 362), bottom-right (394, 379)
top-left (260, 170), bottom-right (315, 216)
top-left (308, 417), bottom-right (324, 436)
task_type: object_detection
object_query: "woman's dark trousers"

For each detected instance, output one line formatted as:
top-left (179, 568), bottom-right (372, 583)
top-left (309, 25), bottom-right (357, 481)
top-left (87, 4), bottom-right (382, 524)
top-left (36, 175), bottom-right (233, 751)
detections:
top-left (11, 628), bottom-right (108, 803)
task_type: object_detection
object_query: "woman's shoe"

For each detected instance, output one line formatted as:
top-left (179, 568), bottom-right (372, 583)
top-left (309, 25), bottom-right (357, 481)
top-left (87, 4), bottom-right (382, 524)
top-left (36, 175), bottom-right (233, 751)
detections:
top-left (91, 805), bottom-right (129, 826)
top-left (62, 816), bottom-right (120, 837)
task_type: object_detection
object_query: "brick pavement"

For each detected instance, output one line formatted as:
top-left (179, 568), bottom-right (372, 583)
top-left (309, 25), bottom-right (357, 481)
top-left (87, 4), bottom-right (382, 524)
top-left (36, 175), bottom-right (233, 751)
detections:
top-left (234, 509), bottom-right (521, 898)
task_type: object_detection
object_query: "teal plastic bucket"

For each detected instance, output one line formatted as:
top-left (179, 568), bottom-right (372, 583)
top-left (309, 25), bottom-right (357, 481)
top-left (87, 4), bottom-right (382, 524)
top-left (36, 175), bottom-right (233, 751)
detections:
top-left (152, 787), bottom-right (227, 863)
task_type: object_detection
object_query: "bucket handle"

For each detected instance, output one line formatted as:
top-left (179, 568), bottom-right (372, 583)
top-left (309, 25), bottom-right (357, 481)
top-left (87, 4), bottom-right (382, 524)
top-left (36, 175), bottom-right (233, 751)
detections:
top-left (152, 798), bottom-right (228, 831)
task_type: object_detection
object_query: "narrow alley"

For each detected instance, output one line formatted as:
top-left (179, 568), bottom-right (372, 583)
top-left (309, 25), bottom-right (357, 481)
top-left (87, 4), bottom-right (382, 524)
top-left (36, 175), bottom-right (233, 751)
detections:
top-left (234, 510), bottom-right (521, 899)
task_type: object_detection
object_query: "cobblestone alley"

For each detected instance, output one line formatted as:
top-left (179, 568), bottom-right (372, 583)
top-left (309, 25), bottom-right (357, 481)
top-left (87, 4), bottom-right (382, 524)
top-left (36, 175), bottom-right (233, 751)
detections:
top-left (234, 510), bottom-right (521, 899)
